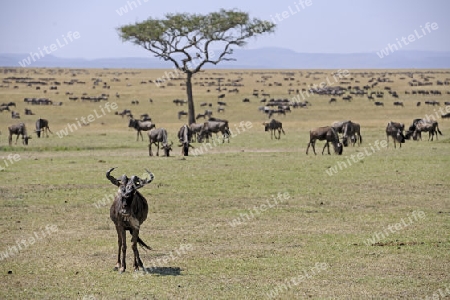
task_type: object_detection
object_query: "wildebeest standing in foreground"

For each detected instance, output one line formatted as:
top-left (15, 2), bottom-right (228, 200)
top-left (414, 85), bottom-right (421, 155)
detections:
top-left (178, 124), bottom-right (194, 156)
top-left (148, 128), bottom-right (173, 157)
top-left (8, 123), bottom-right (31, 145)
top-left (385, 121), bottom-right (406, 148)
top-left (128, 118), bottom-right (155, 141)
top-left (306, 126), bottom-right (343, 155)
top-left (35, 118), bottom-right (53, 138)
top-left (107, 167), bottom-right (154, 273)
top-left (262, 119), bottom-right (285, 139)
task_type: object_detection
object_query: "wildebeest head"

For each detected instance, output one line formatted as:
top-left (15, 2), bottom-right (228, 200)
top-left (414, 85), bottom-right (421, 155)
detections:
top-left (334, 141), bottom-right (343, 155)
top-left (23, 135), bottom-right (31, 145)
top-left (161, 141), bottom-right (173, 157)
top-left (107, 168), bottom-right (154, 218)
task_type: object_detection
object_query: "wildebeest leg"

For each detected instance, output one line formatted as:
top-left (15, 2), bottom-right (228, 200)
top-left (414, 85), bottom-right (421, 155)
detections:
top-left (114, 225), bottom-right (127, 273)
top-left (306, 141), bottom-right (316, 155)
top-left (148, 143), bottom-right (153, 156)
top-left (322, 142), bottom-right (330, 155)
top-left (131, 230), bottom-right (146, 273)
top-left (156, 142), bottom-right (159, 156)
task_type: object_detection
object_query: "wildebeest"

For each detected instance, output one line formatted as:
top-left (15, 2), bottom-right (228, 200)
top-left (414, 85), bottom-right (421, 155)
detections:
top-left (178, 110), bottom-right (188, 119)
top-left (107, 167), bottom-right (154, 273)
top-left (442, 113), bottom-right (450, 119)
top-left (147, 128), bottom-right (173, 157)
top-left (306, 126), bottom-right (343, 155)
top-left (374, 101), bottom-right (384, 106)
top-left (406, 119), bottom-right (442, 141)
top-left (331, 120), bottom-right (350, 134)
top-left (262, 119), bottom-right (285, 139)
top-left (115, 109), bottom-right (132, 118)
top-left (393, 101), bottom-right (404, 107)
top-left (198, 120), bottom-right (230, 143)
top-left (178, 124), bottom-right (194, 156)
top-left (189, 123), bottom-right (204, 142)
top-left (8, 123), bottom-right (31, 145)
top-left (35, 118), bottom-right (53, 138)
top-left (342, 121), bottom-right (362, 147)
top-left (386, 121), bottom-right (406, 148)
top-left (128, 119), bottom-right (155, 141)
top-left (11, 111), bottom-right (20, 119)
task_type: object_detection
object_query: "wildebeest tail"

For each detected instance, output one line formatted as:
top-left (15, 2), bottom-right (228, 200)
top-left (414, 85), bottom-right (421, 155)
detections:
top-left (359, 134), bottom-right (363, 144)
top-left (137, 237), bottom-right (152, 250)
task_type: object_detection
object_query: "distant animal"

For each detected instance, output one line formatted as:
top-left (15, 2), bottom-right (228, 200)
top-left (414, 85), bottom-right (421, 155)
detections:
top-left (107, 167), bottom-right (154, 274)
top-left (116, 109), bottom-right (132, 118)
top-left (374, 101), bottom-right (384, 106)
top-left (262, 119), bottom-right (285, 139)
top-left (35, 118), bottom-right (53, 138)
top-left (11, 111), bottom-right (20, 119)
top-left (442, 113), bottom-right (450, 119)
top-left (147, 128), bottom-right (173, 157)
top-left (0, 106), bottom-right (10, 112)
top-left (385, 121), bottom-right (405, 148)
top-left (306, 126), bottom-right (343, 155)
top-left (8, 123), bottom-right (31, 146)
top-left (25, 108), bottom-right (34, 115)
top-left (178, 124), bottom-right (194, 156)
top-left (128, 118), bottom-right (155, 141)
top-left (178, 110), bottom-right (188, 119)
top-left (393, 101), bottom-right (404, 107)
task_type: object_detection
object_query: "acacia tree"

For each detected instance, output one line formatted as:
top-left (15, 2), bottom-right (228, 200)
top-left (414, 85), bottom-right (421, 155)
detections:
top-left (118, 9), bottom-right (276, 125)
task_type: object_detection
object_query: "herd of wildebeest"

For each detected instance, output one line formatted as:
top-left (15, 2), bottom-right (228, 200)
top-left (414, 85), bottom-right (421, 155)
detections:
top-left (1, 68), bottom-right (450, 158)
top-left (1, 68), bottom-right (450, 274)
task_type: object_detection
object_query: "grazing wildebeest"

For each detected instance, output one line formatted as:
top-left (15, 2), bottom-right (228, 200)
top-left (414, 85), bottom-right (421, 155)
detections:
top-left (107, 167), bottom-right (154, 273)
top-left (8, 123), bottom-right (31, 145)
top-left (442, 113), bottom-right (450, 119)
top-left (35, 118), bottom-right (53, 138)
top-left (116, 109), bottom-right (132, 118)
top-left (198, 120), bottom-right (230, 143)
top-left (178, 110), bottom-right (188, 119)
top-left (374, 101), bottom-right (384, 106)
top-left (178, 124), bottom-right (194, 156)
top-left (262, 119), bottom-right (285, 139)
top-left (147, 128), bottom-right (173, 157)
top-left (0, 105), bottom-right (10, 113)
top-left (128, 119), bottom-right (155, 141)
top-left (386, 121), bottom-right (406, 148)
top-left (409, 119), bottom-right (442, 141)
top-left (342, 121), bottom-right (362, 147)
top-left (306, 126), bottom-right (343, 155)
top-left (189, 123), bottom-right (204, 142)
top-left (11, 111), bottom-right (20, 119)
top-left (393, 101), bottom-right (404, 107)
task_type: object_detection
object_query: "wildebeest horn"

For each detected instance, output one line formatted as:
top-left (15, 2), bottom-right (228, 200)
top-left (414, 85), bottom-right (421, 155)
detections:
top-left (140, 169), bottom-right (154, 185)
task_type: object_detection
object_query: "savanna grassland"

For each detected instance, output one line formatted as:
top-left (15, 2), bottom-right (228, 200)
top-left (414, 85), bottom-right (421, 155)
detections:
top-left (0, 67), bottom-right (449, 300)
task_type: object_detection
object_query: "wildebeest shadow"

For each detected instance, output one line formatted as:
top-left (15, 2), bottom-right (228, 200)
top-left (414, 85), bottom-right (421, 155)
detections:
top-left (144, 266), bottom-right (181, 276)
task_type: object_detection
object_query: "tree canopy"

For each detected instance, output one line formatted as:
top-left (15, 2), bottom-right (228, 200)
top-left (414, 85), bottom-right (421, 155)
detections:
top-left (118, 9), bottom-right (276, 125)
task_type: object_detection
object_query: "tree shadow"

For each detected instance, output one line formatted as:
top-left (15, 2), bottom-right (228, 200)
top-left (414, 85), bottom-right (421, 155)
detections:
top-left (145, 266), bottom-right (182, 276)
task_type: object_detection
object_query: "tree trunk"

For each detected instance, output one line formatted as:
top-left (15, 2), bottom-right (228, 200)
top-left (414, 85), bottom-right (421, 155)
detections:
top-left (186, 71), bottom-right (196, 125)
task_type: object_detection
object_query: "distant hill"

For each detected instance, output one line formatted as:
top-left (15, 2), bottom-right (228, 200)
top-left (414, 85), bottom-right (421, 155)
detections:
top-left (2, 48), bottom-right (450, 69)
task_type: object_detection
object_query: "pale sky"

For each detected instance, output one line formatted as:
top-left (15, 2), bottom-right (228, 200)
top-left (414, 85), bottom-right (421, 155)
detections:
top-left (0, 0), bottom-right (449, 59)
